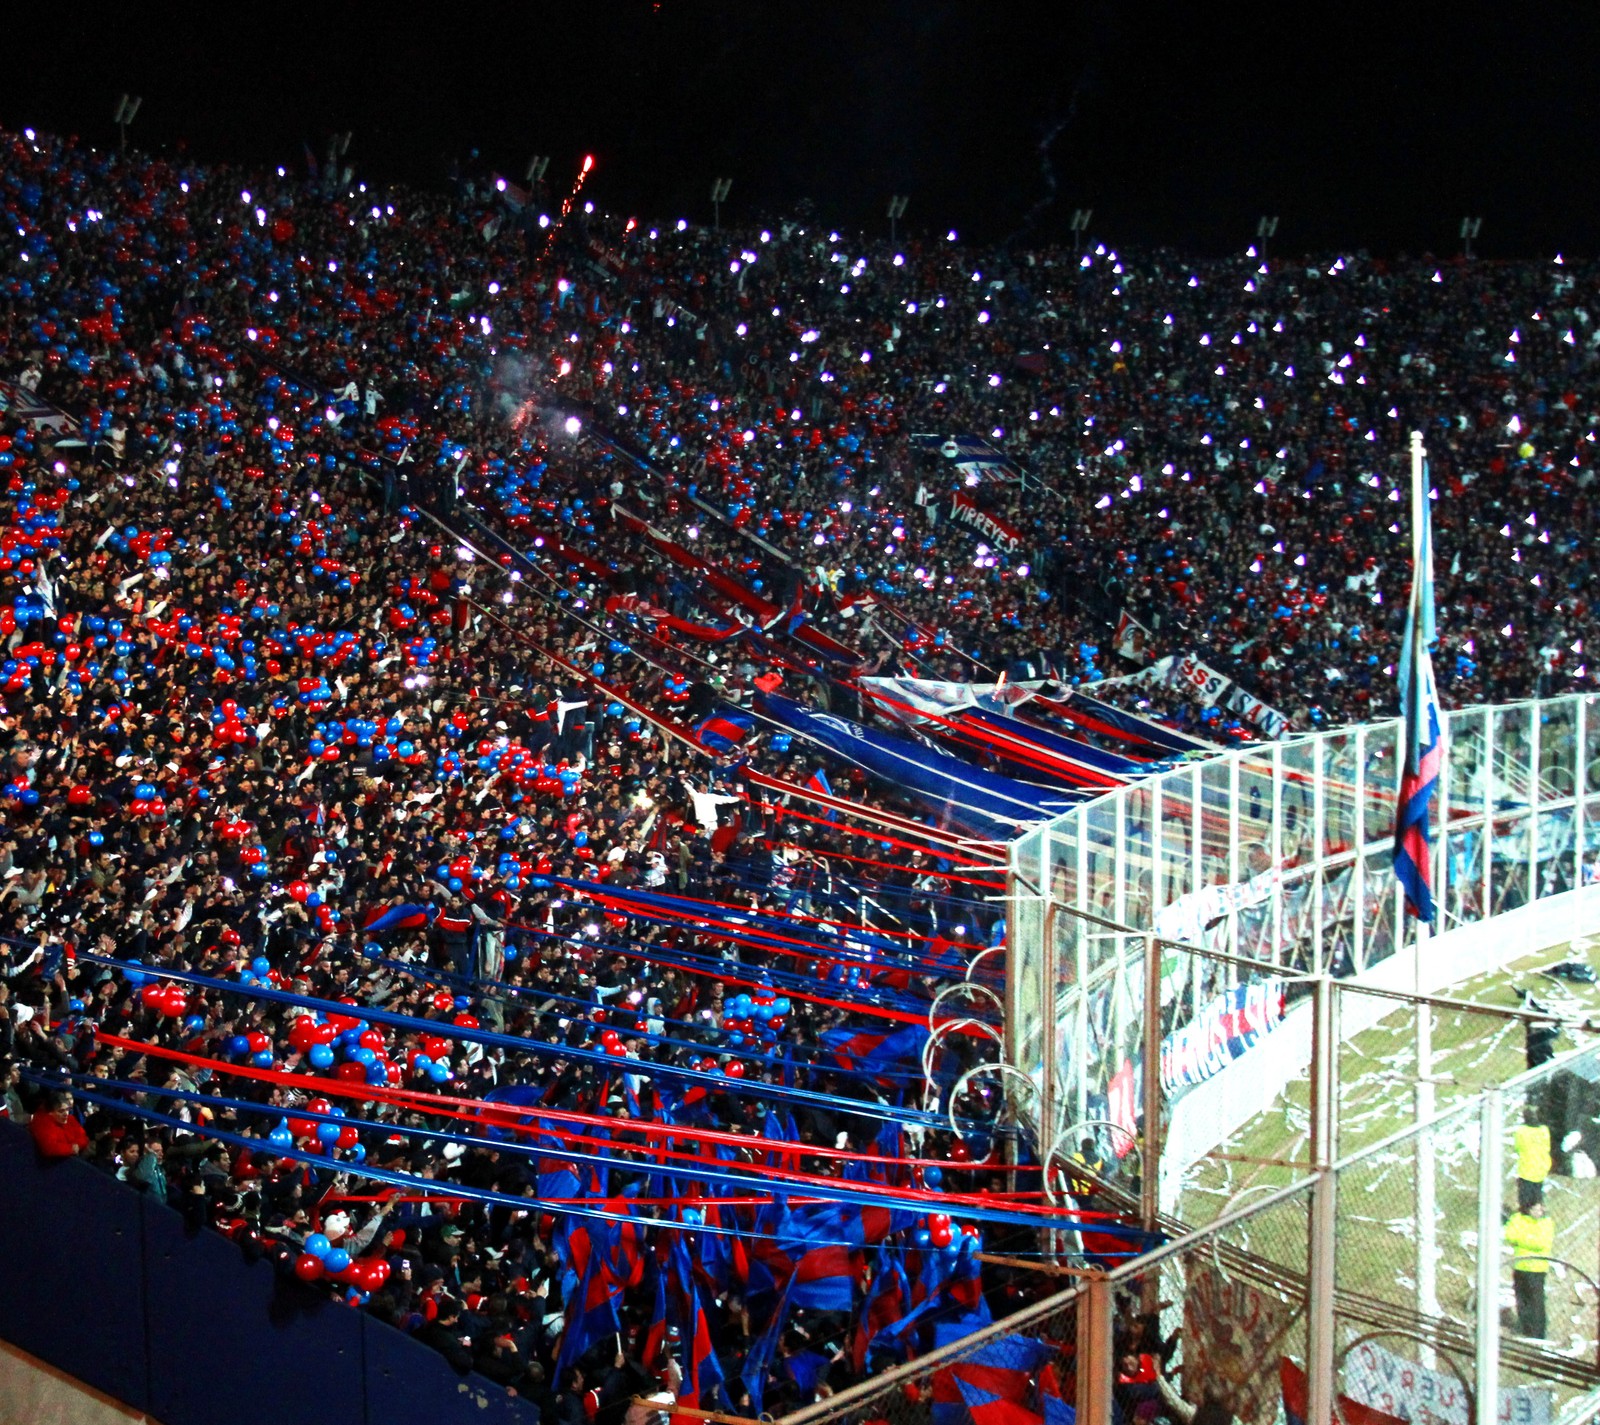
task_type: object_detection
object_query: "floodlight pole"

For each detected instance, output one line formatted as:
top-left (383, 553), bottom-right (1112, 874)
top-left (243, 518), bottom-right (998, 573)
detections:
top-left (113, 95), bottom-right (142, 156)
top-left (887, 195), bottom-right (909, 246)
top-left (711, 177), bottom-right (733, 232)
top-left (1256, 214), bottom-right (1279, 259)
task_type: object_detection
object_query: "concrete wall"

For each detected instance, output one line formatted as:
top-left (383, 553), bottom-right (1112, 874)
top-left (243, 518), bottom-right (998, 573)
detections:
top-left (0, 1340), bottom-right (157, 1425)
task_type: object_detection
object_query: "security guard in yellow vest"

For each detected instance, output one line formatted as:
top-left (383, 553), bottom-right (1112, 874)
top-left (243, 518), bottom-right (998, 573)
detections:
top-left (1514, 1110), bottom-right (1552, 1211)
top-left (1505, 1202), bottom-right (1555, 1339)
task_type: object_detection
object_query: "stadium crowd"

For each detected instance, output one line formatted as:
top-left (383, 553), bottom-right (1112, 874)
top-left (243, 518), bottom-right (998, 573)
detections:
top-left (0, 120), bottom-right (1595, 1419)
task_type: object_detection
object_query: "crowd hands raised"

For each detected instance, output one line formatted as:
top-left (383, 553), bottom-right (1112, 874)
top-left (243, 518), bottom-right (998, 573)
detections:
top-left (0, 120), bottom-right (1594, 1414)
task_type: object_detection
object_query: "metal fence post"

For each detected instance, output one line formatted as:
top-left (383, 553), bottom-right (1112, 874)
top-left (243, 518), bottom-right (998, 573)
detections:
top-left (1476, 1087), bottom-right (1502, 1423)
top-left (1076, 1273), bottom-right (1115, 1425)
top-left (1142, 934), bottom-right (1162, 1238)
top-left (1307, 976), bottom-right (1339, 1425)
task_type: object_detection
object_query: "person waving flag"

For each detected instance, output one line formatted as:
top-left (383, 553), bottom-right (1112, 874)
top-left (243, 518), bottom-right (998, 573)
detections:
top-left (1394, 432), bottom-right (1442, 924)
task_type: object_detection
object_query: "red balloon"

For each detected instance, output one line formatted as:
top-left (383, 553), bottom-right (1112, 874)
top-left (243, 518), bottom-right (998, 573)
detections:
top-left (288, 881), bottom-right (310, 903)
top-left (288, 1018), bottom-right (318, 1052)
top-left (431, 991), bottom-right (454, 1013)
top-left (311, 1021), bottom-right (338, 1046)
top-left (288, 1118), bottom-right (317, 1140)
top-left (334, 1062), bottom-right (367, 1083)
top-left (246, 1030), bottom-right (271, 1054)
top-left (67, 784), bottom-right (93, 805)
top-left (600, 1029), bottom-right (620, 1048)
top-left (140, 984), bottom-right (166, 1007)
top-left (336, 1125), bottom-right (359, 1149)
top-left (293, 1253), bottom-right (325, 1282)
top-left (724, 1061), bottom-right (746, 1079)
top-left (160, 986), bottom-right (188, 1018)
top-left (929, 1225), bottom-right (953, 1248)
top-left (357, 1029), bottom-right (384, 1051)
top-left (423, 1037), bottom-right (450, 1061)
top-left (928, 1213), bottom-right (950, 1231)
top-left (305, 1098), bottom-right (332, 1116)
top-left (452, 1013), bottom-right (478, 1030)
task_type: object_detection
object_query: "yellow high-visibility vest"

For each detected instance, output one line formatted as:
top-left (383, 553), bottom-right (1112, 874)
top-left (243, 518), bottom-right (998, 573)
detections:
top-left (1505, 1213), bottom-right (1555, 1271)
top-left (1514, 1124), bottom-right (1552, 1184)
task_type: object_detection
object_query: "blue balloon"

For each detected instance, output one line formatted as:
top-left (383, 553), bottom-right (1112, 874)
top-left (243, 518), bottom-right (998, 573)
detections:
top-left (914, 1229), bottom-right (932, 1249)
top-left (924, 1166), bottom-right (943, 1187)
top-left (316, 1122), bottom-right (341, 1145)
top-left (351, 1046), bottom-right (376, 1067)
top-left (427, 1061), bottom-right (451, 1083)
top-left (226, 1035), bottom-right (251, 1057)
top-left (251, 956), bottom-right (271, 976)
top-left (304, 1233), bottom-right (332, 1259)
top-left (322, 1248), bottom-right (351, 1274)
top-left (308, 1043), bottom-right (334, 1069)
top-left (252, 1050), bottom-right (275, 1068)
top-left (182, 1014), bottom-right (206, 1033)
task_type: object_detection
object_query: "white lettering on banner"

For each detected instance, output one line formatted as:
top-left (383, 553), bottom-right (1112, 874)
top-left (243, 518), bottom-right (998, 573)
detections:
top-left (1174, 653), bottom-right (1230, 705)
top-left (947, 490), bottom-right (1023, 551)
top-left (1343, 1340), bottom-right (1551, 1425)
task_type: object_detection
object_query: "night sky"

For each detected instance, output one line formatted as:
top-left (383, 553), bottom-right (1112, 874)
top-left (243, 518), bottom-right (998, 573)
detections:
top-left (3, 2), bottom-right (1596, 257)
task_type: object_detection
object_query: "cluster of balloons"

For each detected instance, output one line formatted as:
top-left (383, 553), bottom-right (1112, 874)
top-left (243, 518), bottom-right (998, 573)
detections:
top-left (224, 1027), bottom-right (275, 1069)
top-left (284, 1010), bottom-right (401, 1086)
top-left (721, 992), bottom-right (790, 1050)
top-left (913, 1212), bottom-right (982, 1253)
top-left (139, 981), bottom-right (190, 1019)
top-left (292, 1231), bottom-right (390, 1291)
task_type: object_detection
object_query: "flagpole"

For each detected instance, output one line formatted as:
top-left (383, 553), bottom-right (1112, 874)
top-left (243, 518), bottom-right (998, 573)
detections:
top-left (1410, 429), bottom-right (1441, 1346)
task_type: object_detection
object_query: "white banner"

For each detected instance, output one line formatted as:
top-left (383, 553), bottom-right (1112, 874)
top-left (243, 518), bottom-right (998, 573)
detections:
top-left (1226, 682), bottom-right (1290, 739)
top-left (1160, 980), bottom-right (1286, 1091)
top-left (1343, 1339), bottom-right (1551, 1425)
top-left (1172, 652), bottom-right (1231, 705)
top-left (858, 676), bottom-right (1044, 728)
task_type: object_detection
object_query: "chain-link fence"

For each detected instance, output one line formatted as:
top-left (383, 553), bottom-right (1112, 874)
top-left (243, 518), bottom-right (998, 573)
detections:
top-left (778, 1283), bottom-right (1085, 1425)
top-left (1113, 1043), bottom-right (1600, 1425)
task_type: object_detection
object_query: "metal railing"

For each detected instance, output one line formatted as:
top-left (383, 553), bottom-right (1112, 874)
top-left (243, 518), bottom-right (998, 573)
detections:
top-left (1008, 691), bottom-right (1600, 1183)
